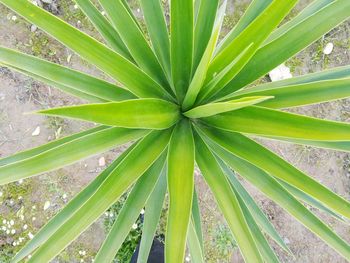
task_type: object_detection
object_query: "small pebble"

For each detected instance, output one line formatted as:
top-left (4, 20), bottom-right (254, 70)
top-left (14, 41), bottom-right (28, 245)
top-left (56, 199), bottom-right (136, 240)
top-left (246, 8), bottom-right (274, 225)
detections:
top-left (98, 157), bottom-right (106, 167)
top-left (132, 223), bottom-right (138, 230)
top-left (269, 64), bottom-right (292, 82)
top-left (30, 24), bottom-right (37, 32)
top-left (10, 220), bottom-right (14, 226)
top-left (32, 126), bottom-right (41, 136)
top-left (11, 229), bottom-right (16, 235)
top-left (23, 224), bottom-right (28, 230)
top-left (140, 209), bottom-right (145, 215)
top-left (74, 4), bottom-right (79, 9)
top-left (11, 15), bottom-right (17, 21)
top-left (62, 193), bottom-right (67, 199)
top-left (323, 42), bottom-right (334, 55)
top-left (43, 201), bottom-right (51, 211)
top-left (28, 232), bottom-right (34, 239)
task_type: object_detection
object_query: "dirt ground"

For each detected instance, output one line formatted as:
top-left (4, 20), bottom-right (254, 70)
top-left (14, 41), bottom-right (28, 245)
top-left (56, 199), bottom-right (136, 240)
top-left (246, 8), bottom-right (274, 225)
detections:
top-left (0, 0), bottom-right (350, 262)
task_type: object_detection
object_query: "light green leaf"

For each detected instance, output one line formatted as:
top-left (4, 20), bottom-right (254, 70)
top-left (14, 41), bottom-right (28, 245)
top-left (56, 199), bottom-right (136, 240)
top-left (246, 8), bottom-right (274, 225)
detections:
top-left (0, 0), bottom-right (171, 100)
top-left (202, 106), bottom-right (350, 141)
top-left (194, 132), bottom-right (263, 263)
top-left (98, 0), bottom-right (170, 91)
top-left (94, 153), bottom-right (167, 263)
top-left (183, 1), bottom-right (226, 110)
top-left (74, 0), bottom-right (132, 60)
top-left (38, 99), bottom-right (180, 130)
top-left (216, 0), bottom-right (272, 53)
top-left (199, 126), bottom-right (350, 220)
top-left (219, 0), bottom-right (350, 97)
top-left (184, 96), bottom-right (272, 119)
top-left (137, 168), bottom-right (167, 263)
top-left (207, 0), bottom-right (298, 84)
top-left (140, 0), bottom-right (171, 81)
top-left (219, 162), bottom-right (291, 254)
top-left (166, 119), bottom-right (195, 263)
top-left (28, 129), bottom-right (172, 262)
top-left (0, 127), bottom-right (147, 185)
top-left (0, 47), bottom-right (135, 102)
top-left (192, 0), bottom-right (219, 72)
top-left (12, 143), bottom-right (136, 263)
top-left (205, 139), bottom-right (350, 260)
top-left (228, 78), bottom-right (350, 109)
top-left (171, 0), bottom-right (194, 102)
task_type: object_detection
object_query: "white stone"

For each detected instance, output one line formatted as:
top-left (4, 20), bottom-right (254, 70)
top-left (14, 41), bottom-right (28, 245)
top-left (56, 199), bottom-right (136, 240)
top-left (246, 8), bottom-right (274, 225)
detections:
top-left (23, 224), bottom-right (28, 230)
top-left (269, 64), bottom-right (293, 82)
top-left (28, 232), bottom-right (34, 239)
top-left (98, 156), bottom-right (106, 167)
top-left (323, 42), bottom-right (334, 55)
top-left (11, 15), bottom-right (17, 21)
top-left (11, 229), bottom-right (16, 234)
top-left (185, 256), bottom-right (191, 262)
top-left (10, 220), bottom-right (14, 226)
top-left (43, 201), bottom-right (51, 211)
top-left (32, 126), bottom-right (41, 136)
top-left (132, 223), bottom-right (138, 230)
top-left (0, 191), bottom-right (3, 197)
top-left (140, 209), bottom-right (145, 215)
top-left (62, 193), bottom-right (67, 199)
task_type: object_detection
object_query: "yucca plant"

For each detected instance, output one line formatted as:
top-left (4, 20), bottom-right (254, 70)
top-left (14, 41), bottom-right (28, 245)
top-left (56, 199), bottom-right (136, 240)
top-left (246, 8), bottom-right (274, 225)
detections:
top-left (1, 0), bottom-right (350, 262)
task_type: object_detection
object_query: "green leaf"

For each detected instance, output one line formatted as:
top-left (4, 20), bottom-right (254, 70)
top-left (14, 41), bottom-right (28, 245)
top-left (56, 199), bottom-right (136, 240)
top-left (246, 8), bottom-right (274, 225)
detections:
top-left (0, 126), bottom-right (107, 167)
top-left (94, 153), bottom-right (167, 263)
top-left (277, 180), bottom-right (344, 221)
top-left (236, 191), bottom-right (280, 263)
top-left (219, 162), bottom-right (291, 254)
top-left (0, 127), bottom-right (147, 185)
top-left (27, 129), bottom-right (172, 262)
top-left (245, 65), bottom-right (350, 91)
top-left (228, 78), bottom-right (350, 109)
top-left (98, 0), bottom-right (170, 91)
top-left (184, 96), bottom-right (272, 119)
top-left (196, 44), bottom-right (255, 103)
top-left (266, 137), bottom-right (350, 153)
top-left (192, 0), bottom-right (219, 72)
top-left (199, 126), bottom-right (350, 220)
top-left (194, 132), bottom-right (263, 263)
top-left (38, 99), bottom-right (180, 130)
top-left (187, 189), bottom-right (205, 263)
top-left (171, 0), bottom-right (194, 102)
top-left (219, 0), bottom-right (350, 97)
top-left (166, 119), bottom-right (195, 263)
top-left (137, 168), bottom-right (167, 263)
top-left (0, 47), bottom-right (135, 102)
top-left (0, 0), bottom-right (171, 100)
top-left (12, 143), bottom-right (136, 263)
top-left (4, 64), bottom-right (107, 103)
top-left (182, 1), bottom-right (226, 110)
top-left (140, 0), bottom-right (171, 81)
top-left (205, 140), bottom-right (350, 260)
top-left (265, 0), bottom-right (333, 46)
top-left (74, 0), bottom-right (132, 60)
top-left (202, 106), bottom-right (350, 141)
top-left (187, 220), bottom-right (205, 263)
top-left (216, 0), bottom-right (272, 53)
top-left (207, 0), bottom-right (298, 85)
